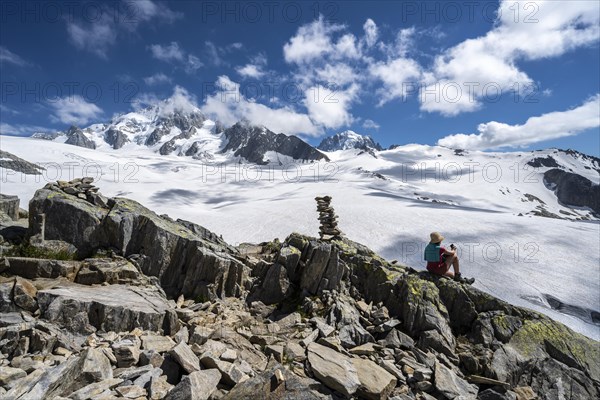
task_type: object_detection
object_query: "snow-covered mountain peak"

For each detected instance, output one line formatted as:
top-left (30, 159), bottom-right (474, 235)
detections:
top-left (318, 130), bottom-right (382, 152)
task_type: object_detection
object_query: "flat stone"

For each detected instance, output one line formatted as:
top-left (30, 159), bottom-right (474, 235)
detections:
top-left (112, 338), bottom-right (141, 368)
top-left (352, 357), bottom-right (397, 400)
top-left (141, 334), bottom-right (176, 353)
top-left (349, 342), bottom-right (380, 356)
top-left (307, 342), bottom-right (360, 397)
top-left (68, 378), bottom-right (123, 400)
top-left (164, 369), bottom-right (221, 400)
top-left (149, 375), bottom-right (173, 399)
top-left (200, 354), bottom-right (248, 386)
top-left (116, 385), bottom-right (147, 398)
top-left (37, 284), bottom-right (176, 334)
top-left (0, 366), bottom-right (26, 386)
top-left (169, 342), bottom-right (200, 373)
top-left (434, 360), bottom-right (478, 399)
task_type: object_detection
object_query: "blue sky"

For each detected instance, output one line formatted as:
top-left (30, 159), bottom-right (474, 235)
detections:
top-left (1, 0), bottom-right (599, 155)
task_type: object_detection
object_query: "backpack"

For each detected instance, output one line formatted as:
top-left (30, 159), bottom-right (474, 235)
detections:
top-left (424, 243), bottom-right (441, 262)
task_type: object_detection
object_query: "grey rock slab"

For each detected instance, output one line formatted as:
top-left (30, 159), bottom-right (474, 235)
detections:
top-left (307, 342), bottom-right (360, 397)
top-left (352, 357), bottom-right (397, 400)
top-left (141, 334), bottom-right (176, 353)
top-left (37, 283), bottom-right (175, 334)
top-left (164, 369), bottom-right (221, 400)
top-left (434, 360), bottom-right (478, 400)
top-left (68, 378), bottom-right (123, 400)
top-left (169, 342), bottom-right (201, 373)
top-left (0, 366), bottom-right (27, 386)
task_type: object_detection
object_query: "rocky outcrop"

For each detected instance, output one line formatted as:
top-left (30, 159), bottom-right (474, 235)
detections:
top-left (0, 150), bottom-right (44, 175)
top-left (64, 125), bottom-right (96, 149)
top-left (27, 183), bottom-right (248, 300)
top-left (221, 122), bottom-right (329, 164)
top-left (0, 185), bottom-right (597, 399)
top-left (544, 168), bottom-right (600, 214)
top-left (104, 127), bottom-right (129, 149)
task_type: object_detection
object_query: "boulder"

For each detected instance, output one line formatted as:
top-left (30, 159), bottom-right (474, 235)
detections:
top-left (112, 338), bottom-right (141, 368)
top-left (169, 342), bottom-right (200, 373)
top-left (81, 347), bottom-right (113, 382)
top-left (75, 258), bottom-right (141, 285)
top-left (223, 365), bottom-right (330, 400)
top-left (0, 194), bottom-right (19, 220)
top-left (307, 342), bottom-right (360, 397)
top-left (141, 334), bottom-right (176, 353)
top-left (13, 277), bottom-right (38, 312)
top-left (199, 354), bottom-right (249, 386)
top-left (0, 366), bottom-right (26, 386)
top-left (37, 283), bottom-right (178, 334)
top-left (352, 357), bottom-right (397, 400)
top-left (164, 369), bottom-right (221, 400)
top-left (433, 360), bottom-right (478, 399)
top-left (67, 378), bottom-right (123, 400)
top-left (5, 257), bottom-right (80, 280)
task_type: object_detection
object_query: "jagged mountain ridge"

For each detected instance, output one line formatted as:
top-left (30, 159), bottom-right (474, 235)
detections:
top-left (32, 100), bottom-right (329, 165)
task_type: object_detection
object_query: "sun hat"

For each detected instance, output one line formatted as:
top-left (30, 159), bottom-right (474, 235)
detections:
top-left (430, 232), bottom-right (444, 243)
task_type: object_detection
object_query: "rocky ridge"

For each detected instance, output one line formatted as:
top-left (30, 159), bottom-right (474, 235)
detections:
top-left (0, 182), bottom-right (598, 399)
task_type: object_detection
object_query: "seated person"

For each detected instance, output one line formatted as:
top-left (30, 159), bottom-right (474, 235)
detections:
top-left (424, 232), bottom-right (474, 284)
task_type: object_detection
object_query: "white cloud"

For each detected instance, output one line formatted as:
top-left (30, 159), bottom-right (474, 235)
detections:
top-left (283, 16), bottom-right (346, 64)
top-left (143, 73), bottom-right (172, 86)
top-left (159, 86), bottom-right (200, 116)
top-left (362, 119), bottom-right (380, 130)
top-left (65, 1), bottom-right (181, 58)
top-left (0, 46), bottom-right (30, 66)
top-left (66, 16), bottom-right (117, 59)
top-left (236, 64), bottom-right (265, 79)
top-left (0, 123), bottom-right (50, 136)
top-left (363, 19), bottom-right (378, 47)
top-left (370, 57), bottom-right (422, 106)
top-left (128, 0), bottom-right (182, 25)
top-left (437, 94), bottom-right (600, 150)
top-left (314, 63), bottom-right (357, 86)
top-left (185, 55), bottom-right (203, 74)
top-left (304, 84), bottom-right (358, 129)
top-left (0, 105), bottom-right (20, 115)
top-left (149, 42), bottom-right (202, 74)
top-left (202, 76), bottom-right (320, 136)
top-left (149, 42), bottom-right (184, 61)
top-left (421, 0), bottom-right (600, 115)
top-left (236, 53), bottom-right (268, 79)
top-left (49, 96), bottom-right (104, 126)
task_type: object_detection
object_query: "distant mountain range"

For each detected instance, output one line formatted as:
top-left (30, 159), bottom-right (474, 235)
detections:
top-left (29, 98), bottom-right (392, 165)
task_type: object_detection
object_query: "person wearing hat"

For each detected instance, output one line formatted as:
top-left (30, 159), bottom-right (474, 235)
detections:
top-left (424, 232), bottom-right (474, 284)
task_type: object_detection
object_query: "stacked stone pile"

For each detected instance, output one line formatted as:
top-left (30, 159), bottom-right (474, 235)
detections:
top-left (44, 177), bottom-right (109, 208)
top-left (316, 196), bottom-right (342, 240)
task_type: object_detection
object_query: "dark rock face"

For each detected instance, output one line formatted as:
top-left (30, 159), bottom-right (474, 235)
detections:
top-left (0, 150), bottom-right (44, 175)
top-left (145, 111), bottom-right (205, 146)
top-left (544, 168), bottom-right (600, 214)
top-left (64, 126), bottom-right (96, 149)
top-left (221, 122), bottom-right (329, 164)
top-left (104, 128), bottom-right (129, 149)
top-left (159, 139), bottom-right (177, 155)
top-left (527, 156), bottom-right (560, 168)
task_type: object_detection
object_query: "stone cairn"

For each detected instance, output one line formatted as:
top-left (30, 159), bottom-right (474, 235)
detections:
top-left (316, 196), bottom-right (342, 240)
top-left (44, 177), bottom-right (109, 208)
